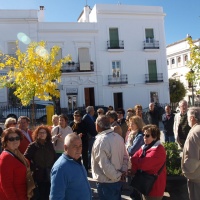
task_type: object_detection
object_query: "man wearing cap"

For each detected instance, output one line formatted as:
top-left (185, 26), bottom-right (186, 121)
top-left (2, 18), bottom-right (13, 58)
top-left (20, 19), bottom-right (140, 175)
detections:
top-left (70, 110), bottom-right (88, 171)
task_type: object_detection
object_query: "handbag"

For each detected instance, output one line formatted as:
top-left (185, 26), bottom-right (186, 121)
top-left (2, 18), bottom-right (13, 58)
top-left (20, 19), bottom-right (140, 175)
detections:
top-left (130, 162), bottom-right (165, 196)
top-left (26, 166), bottom-right (36, 199)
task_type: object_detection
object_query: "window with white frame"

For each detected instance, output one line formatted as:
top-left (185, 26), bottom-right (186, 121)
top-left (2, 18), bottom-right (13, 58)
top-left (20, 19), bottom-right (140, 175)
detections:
top-left (150, 92), bottom-right (159, 103)
top-left (145, 29), bottom-right (154, 43)
top-left (112, 61), bottom-right (121, 77)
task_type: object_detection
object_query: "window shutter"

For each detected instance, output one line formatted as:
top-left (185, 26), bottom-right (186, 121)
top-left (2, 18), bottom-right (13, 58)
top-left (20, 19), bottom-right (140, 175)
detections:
top-left (78, 48), bottom-right (90, 71)
top-left (148, 60), bottom-right (157, 81)
top-left (109, 28), bottom-right (119, 48)
top-left (7, 42), bottom-right (17, 55)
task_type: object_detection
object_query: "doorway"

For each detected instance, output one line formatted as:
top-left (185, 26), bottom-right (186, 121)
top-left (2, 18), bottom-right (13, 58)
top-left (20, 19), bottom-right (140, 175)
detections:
top-left (84, 88), bottom-right (95, 107)
top-left (68, 95), bottom-right (77, 111)
top-left (113, 92), bottom-right (123, 109)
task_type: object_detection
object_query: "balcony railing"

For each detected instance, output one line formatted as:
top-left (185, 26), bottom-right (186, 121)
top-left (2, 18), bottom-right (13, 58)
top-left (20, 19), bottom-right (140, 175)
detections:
top-left (61, 62), bottom-right (94, 73)
top-left (144, 39), bottom-right (159, 49)
top-left (145, 73), bottom-right (163, 83)
top-left (107, 40), bottom-right (124, 49)
top-left (108, 74), bottom-right (128, 85)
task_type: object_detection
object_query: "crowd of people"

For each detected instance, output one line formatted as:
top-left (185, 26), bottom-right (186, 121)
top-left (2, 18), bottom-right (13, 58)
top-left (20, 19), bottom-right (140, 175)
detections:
top-left (0, 100), bottom-right (199, 200)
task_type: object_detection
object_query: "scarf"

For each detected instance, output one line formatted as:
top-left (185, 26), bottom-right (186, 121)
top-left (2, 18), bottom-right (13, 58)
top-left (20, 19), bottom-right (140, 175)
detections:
top-left (5, 148), bottom-right (29, 167)
top-left (141, 140), bottom-right (157, 158)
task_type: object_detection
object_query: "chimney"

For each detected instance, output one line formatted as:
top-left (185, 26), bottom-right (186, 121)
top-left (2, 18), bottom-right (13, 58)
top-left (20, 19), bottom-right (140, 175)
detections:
top-left (83, 5), bottom-right (90, 22)
top-left (38, 6), bottom-right (45, 22)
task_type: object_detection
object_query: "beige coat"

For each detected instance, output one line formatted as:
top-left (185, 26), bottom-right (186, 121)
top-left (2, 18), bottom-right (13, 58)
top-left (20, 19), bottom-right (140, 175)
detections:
top-left (182, 124), bottom-right (200, 182)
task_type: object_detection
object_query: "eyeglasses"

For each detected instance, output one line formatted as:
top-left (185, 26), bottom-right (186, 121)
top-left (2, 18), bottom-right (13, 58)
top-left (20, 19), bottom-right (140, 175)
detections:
top-left (38, 131), bottom-right (47, 135)
top-left (144, 134), bottom-right (151, 138)
top-left (8, 136), bottom-right (20, 142)
top-left (9, 123), bottom-right (17, 125)
top-left (117, 112), bottom-right (123, 114)
top-left (74, 115), bottom-right (80, 117)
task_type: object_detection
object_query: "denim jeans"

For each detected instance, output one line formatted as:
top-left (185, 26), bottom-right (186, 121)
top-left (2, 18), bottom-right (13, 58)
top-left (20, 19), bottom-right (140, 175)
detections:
top-left (96, 181), bottom-right (122, 200)
top-left (164, 134), bottom-right (175, 143)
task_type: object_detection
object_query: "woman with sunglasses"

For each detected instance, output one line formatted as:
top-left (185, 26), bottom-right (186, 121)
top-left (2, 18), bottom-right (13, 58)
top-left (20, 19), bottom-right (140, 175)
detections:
top-left (131, 124), bottom-right (166, 200)
top-left (0, 127), bottom-right (29, 199)
top-left (70, 110), bottom-right (89, 172)
top-left (24, 125), bottom-right (56, 200)
top-left (4, 117), bottom-right (17, 129)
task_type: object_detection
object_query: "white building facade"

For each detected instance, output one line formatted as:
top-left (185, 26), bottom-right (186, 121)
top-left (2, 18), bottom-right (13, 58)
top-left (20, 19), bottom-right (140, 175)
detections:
top-left (0, 4), bottom-right (169, 111)
top-left (167, 38), bottom-right (200, 105)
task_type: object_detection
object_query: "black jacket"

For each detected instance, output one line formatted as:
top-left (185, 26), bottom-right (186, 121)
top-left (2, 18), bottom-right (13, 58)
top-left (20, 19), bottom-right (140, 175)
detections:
top-left (24, 141), bottom-right (56, 182)
top-left (162, 113), bottom-right (175, 136)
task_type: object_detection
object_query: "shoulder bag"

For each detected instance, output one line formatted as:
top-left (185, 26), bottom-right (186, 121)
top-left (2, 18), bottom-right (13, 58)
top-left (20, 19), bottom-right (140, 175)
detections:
top-left (130, 162), bottom-right (165, 196)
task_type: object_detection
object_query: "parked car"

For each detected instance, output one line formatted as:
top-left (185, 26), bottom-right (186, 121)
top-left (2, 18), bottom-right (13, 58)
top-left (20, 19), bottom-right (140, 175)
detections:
top-left (1, 101), bottom-right (53, 122)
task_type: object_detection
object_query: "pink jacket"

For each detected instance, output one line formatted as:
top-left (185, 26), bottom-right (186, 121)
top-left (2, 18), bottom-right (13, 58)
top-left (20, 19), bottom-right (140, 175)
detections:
top-left (131, 141), bottom-right (166, 197)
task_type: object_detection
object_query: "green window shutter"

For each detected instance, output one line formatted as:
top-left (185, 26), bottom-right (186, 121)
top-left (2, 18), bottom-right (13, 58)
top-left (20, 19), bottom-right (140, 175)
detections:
top-left (148, 60), bottom-right (157, 82)
top-left (145, 29), bottom-right (154, 39)
top-left (109, 28), bottom-right (119, 48)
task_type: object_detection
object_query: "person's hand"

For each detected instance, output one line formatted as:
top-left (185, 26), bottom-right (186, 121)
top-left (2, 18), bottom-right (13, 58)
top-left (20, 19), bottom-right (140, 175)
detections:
top-left (120, 171), bottom-right (127, 182)
top-left (57, 133), bottom-right (62, 138)
top-left (78, 133), bottom-right (83, 138)
top-left (127, 169), bottom-right (135, 177)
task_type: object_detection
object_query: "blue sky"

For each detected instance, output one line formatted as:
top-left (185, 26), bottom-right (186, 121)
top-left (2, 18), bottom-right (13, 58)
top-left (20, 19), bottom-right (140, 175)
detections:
top-left (1, 0), bottom-right (200, 45)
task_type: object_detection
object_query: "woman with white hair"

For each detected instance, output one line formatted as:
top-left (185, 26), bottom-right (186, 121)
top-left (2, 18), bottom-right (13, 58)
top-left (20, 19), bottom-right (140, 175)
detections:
top-left (4, 117), bottom-right (17, 129)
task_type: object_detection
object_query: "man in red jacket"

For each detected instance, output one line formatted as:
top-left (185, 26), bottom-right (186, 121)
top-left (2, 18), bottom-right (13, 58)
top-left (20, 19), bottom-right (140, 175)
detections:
top-left (18, 116), bottom-right (33, 154)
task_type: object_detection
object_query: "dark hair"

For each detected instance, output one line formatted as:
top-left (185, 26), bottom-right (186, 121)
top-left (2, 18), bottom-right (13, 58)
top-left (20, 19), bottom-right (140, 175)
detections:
top-left (108, 105), bottom-right (114, 110)
top-left (1, 127), bottom-right (24, 149)
top-left (116, 108), bottom-right (125, 115)
top-left (59, 114), bottom-right (68, 122)
top-left (32, 125), bottom-right (52, 142)
top-left (142, 124), bottom-right (160, 140)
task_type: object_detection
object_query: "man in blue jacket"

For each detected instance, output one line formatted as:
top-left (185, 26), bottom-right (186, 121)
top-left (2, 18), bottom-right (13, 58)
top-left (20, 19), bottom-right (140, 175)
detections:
top-left (50, 133), bottom-right (92, 200)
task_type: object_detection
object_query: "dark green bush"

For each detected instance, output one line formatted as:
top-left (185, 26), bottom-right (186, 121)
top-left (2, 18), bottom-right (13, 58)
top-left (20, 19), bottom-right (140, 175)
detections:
top-left (163, 142), bottom-right (183, 176)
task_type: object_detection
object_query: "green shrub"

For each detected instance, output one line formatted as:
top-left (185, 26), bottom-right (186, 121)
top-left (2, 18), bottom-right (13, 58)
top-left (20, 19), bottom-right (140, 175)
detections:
top-left (163, 142), bottom-right (183, 176)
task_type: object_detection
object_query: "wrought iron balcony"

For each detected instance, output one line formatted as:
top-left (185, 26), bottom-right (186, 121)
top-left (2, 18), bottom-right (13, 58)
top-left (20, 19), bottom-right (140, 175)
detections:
top-left (107, 40), bottom-right (124, 49)
top-left (145, 73), bottom-right (163, 83)
top-left (61, 62), bottom-right (94, 73)
top-left (144, 39), bottom-right (159, 49)
top-left (108, 74), bottom-right (128, 85)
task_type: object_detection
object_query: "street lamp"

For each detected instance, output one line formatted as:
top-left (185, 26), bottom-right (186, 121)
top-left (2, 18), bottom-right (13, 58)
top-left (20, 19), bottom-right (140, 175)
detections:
top-left (189, 69), bottom-right (195, 106)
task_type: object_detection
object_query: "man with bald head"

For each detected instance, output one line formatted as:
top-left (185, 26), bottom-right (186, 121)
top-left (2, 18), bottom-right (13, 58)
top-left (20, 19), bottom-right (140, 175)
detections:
top-left (50, 133), bottom-right (92, 200)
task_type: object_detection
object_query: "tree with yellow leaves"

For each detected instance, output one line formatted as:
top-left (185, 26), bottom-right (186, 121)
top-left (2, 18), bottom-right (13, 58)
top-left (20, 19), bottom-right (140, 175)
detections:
top-left (185, 36), bottom-right (200, 93)
top-left (0, 40), bottom-right (71, 123)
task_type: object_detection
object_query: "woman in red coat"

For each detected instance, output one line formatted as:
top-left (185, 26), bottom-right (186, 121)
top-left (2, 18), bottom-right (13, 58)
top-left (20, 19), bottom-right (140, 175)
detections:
top-left (131, 124), bottom-right (166, 200)
top-left (0, 128), bottom-right (28, 200)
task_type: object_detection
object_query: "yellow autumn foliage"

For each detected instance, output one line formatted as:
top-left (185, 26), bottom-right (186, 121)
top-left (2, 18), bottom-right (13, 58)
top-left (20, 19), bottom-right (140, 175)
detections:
top-left (0, 40), bottom-right (71, 105)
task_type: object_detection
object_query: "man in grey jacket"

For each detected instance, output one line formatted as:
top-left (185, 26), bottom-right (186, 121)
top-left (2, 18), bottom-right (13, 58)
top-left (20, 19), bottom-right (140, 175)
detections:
top-left (91, 115), bottom-right (128, 200)
top-left (182, 107), bottom-right (200, 200)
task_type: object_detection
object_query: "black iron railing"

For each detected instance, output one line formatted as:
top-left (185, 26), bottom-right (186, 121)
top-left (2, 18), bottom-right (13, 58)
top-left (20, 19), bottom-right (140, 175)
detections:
top-left (144, 39), bottom-right (159, 49)
top-left (107, 40), bottom-right (124, 49)
top-left (108, 74), bottom-right (128, 85)
top-left (145, 73), bottom-right (163, 83)
top-left (61, 62), bottom-right (94, 73)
